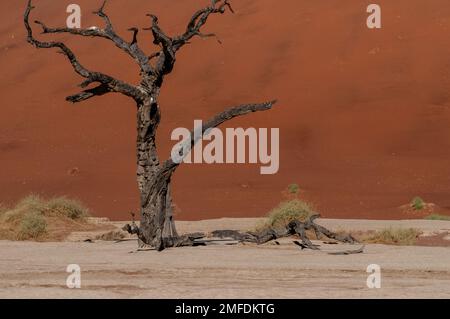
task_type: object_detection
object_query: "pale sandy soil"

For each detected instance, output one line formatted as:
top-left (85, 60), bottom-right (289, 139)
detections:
top-left (1, 218), bottom-right (450, 299)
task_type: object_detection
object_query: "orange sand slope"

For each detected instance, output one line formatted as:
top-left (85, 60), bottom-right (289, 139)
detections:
top-left (1, 0), bottom-right (450, 220)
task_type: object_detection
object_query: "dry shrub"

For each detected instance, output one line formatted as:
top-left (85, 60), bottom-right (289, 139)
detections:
top-left (267, 199), bottom-right (314, 228)
top-left (252, 199), bottom-right (315, 233)
top-left (0, 194), bottom-right (105, 241)
top-left (363, 228), bottom-right (422, 246)
top-left (15, 194), bottom-right (46, 212)
top-left (46, 196), bottom-right (90, 219)
top-left (18, 212), bottom-right (47, 240)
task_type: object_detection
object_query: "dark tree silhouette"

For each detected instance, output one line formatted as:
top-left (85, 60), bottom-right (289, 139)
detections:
top-left (24, 0), bottom-right (276, 250)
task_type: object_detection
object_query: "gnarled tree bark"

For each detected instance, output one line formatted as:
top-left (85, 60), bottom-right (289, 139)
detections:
top-left (24, 0), bottom-right (276, 251)
top-left (211, 214), bottom-right (358, 250)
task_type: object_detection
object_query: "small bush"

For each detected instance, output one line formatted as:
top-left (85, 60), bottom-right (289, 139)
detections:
top-left (424, 214), bottom-right (450, 221)
top-left (15, 194), bottom-right (46, 213)
top-left (364, 228), bottom-right (421, 245)
top-left (2, 195), bottom-right (44, 224)
top-left (287, 183), bottom-right (300, 195)
top-left (18, 213), bottom-right (47, 240)
top-left (0, 195), bottom-right (97, 241)
top-left (411, 197), bottom-right (425, 211)
top-left (47, 197), bottom-right (90, 219)
top-left (267, 199), bottom-right (314, 229)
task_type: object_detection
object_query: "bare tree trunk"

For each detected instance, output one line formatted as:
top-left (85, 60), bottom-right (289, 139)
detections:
top-left (135, 97), bottom-right (179, 250)
top-left (139, 179), bottom-right (178, 250)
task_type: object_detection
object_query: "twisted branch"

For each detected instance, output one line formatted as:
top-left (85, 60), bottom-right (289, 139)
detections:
top-left (25, 0), bottom-right (146, 103)
top-left (140, 100), bottom-right (277, 207)
top-left (173, 0), bottom-right (234, 51)
top-left (212, 214), bottom-right (359, 250)
top-left (144, 0), bottom-right (234, 79)
top-left (33, 0), bottom-right (153, 76)
top-left (163, 100), bottom-right (276, 172)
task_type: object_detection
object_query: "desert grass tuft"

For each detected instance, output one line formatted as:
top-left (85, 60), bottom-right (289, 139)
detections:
top-left (267, 199), bottom-right (314, 228)
top-left (424, 214), bottom-right (450, 221)
top-left (410, 196), bottom-right (425, 211)
top-left (18, 212), bottom-right (47, 240)
top-left (287, 183), bottom-right (300, 195)
top-left (251, 198), bottom-right (315, 233)
top-left (47, 196), bottom-right (90, 219)
top-left (363, 228), bottom-right (421, 245)
top-left (15, 194), bottom-right (46, 213)
top-left (0, 194), bottom-right (95, 241)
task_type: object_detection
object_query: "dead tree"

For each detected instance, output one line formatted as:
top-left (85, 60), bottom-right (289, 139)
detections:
top-left (24, 0), bottom-right (276, 250)
top-left (211, 214), bottom-right (358, 250)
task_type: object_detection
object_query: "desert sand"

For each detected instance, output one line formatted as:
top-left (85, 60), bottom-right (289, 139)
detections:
top-left (2, 0), bottom-right (450, 220)
top-left (1, 218), bottom-right (449, 299)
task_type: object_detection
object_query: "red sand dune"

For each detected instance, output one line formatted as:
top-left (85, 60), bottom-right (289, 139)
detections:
top-left (1, 0), bottom-right (450, 220)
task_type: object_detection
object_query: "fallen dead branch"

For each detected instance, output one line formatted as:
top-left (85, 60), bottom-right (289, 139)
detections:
top-left (124, 214), bottom-right (363, 254)
top-left (210, 214), bottom-right (358, 250)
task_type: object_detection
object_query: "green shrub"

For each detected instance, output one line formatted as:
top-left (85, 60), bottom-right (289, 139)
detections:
top-left (18, 213), bottom-right (47, 240)
top-left (47, 196), bottom-right (90, 219)
top-left (365, 228), bottom-right (421, 245)
top-left (411, 197), bottom-right (425, 211)
top-left (287, 183), bottom-right (300, 195)
top-left (424, 214), bottom-right (450, 221)
top-left (267, 199), bottom-right (314, 229)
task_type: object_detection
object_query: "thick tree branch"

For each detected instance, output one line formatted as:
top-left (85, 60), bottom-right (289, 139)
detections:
top-left (139, 100), bottom-right (276, 209)
top-left (143, 14), bottom-right (175, 77)
top-left (154, 100), bottom-right (277, 187)
top-left (65, 83), bottom-right (111, 103)
top-left (25, 0), bottom-right (148, 103)
top-left (144, 0), bottom-right (234, 78)
top-left (92, 1), bottom-right (154, 76)
top-left (33, 0), bottom-right (153, 76)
